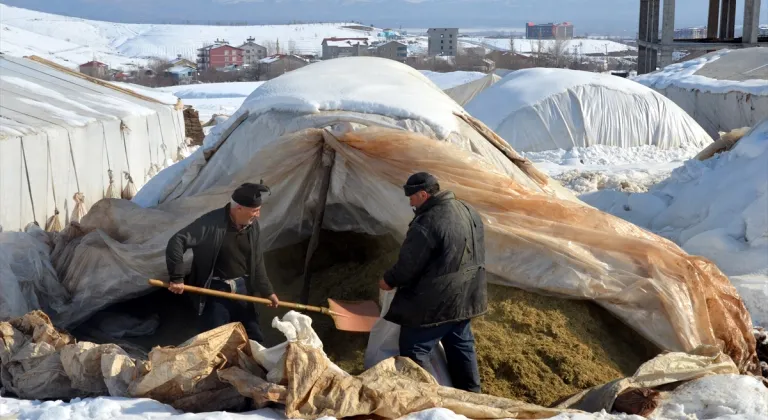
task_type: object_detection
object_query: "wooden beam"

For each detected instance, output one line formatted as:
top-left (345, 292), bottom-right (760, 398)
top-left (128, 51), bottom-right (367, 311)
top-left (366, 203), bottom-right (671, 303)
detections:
top-left (300, 140), bottom-right (336, 305)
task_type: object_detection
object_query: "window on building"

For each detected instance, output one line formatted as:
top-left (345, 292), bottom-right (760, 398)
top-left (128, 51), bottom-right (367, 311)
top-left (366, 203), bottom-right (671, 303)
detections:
top-left (450, 34), bottom-right (453, 38)
top-left (441, 34), bottom-right (444, 38)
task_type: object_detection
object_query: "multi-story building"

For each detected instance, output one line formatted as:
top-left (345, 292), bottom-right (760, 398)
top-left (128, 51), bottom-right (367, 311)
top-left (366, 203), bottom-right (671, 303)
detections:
top-left (674, 27), bottom-right (707, 39)
top-left (525, 22), bottom-right (574, 40)
top-left (427, 28), bottom-right (459, 56)
top-left (321, 38), bottom-right (370, 59)
top-left (375, 41), bottom-right (408, 62)
top-left (197, 40), bottom-right (244, 71)
top-left (239, 37), bottom-right (268, 65)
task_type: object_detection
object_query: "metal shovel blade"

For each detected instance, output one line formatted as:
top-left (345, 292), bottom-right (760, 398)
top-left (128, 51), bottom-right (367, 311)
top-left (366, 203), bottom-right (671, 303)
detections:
top-left (327, 298), bottom-right (381, 332)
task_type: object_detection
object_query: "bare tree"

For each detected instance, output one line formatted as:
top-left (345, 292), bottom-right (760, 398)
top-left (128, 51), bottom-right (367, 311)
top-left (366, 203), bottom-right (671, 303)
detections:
top-left (264, 40), bottom-right (277, 55)
top-left (287, 39), bottom-right (298, 55)
top-left (509, 38), bottom-right (516, 55)
top-left (547, 35), bottom-right (571, 68)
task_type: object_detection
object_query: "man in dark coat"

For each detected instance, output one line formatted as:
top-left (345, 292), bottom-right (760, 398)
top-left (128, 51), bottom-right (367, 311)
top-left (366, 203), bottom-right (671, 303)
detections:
top-left (379, 172), bottom-right (488, 393)
top-left (165, 182), bottom-right (279, 343)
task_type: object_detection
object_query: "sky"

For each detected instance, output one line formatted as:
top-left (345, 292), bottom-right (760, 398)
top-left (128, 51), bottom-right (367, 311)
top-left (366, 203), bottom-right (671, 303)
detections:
top-left (1, 0), bottom-right (765, 35)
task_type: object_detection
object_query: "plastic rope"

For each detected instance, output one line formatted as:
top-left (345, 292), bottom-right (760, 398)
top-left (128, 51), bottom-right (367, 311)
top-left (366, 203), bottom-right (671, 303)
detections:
top-left (156, 112), bottom-right (169, 162)
top-left (19, 137), bottom-right (38, 225)
top-left (46, 134), bottom-right (59, 214)
top-left (65, 130), bottom-right (81, 192)
top-left (121, 120), bottom-right (132, 175)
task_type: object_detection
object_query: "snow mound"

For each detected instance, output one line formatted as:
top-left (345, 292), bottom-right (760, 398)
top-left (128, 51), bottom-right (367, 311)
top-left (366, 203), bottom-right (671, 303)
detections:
top-left (651, 374), bottom-right (768, 419)
top-left (633, 48), bottom-right (768, 96)
top-left (582, 119), bottom-right (768, 326)
top-left (235, 56), bottom-right (464, 139)
top-left (464, 68), bottom-right (713, 152)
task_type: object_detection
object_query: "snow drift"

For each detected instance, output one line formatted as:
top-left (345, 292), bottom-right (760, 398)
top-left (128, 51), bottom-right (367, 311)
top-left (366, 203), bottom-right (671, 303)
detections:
top-left (634, 48), bottom-right (768, 138)
top-left (464, 68), bottom-right (714, 152)
top-left (582, 118), bottom-right (768, 327)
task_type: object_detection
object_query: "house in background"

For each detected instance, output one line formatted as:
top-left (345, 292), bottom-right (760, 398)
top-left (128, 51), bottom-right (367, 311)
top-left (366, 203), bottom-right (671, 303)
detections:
top-left (197, 39), bottom-right (244, 71)
top-left (321, 38), bottom-right (370, 59)
top-left (169, 55), bottom-right (197, 69)
top-left (79, 60), bottom-right (109, 78)
top-left (427, 28), bottom-right (459, 56)
top-left (165, 66), bottom-right (196, 83)
top-left (258, 54), bottom-right (309, 79)
top-left (374, 41), bottom-right (408, 62)
top-left (239, 37), bottom-right (268, 66)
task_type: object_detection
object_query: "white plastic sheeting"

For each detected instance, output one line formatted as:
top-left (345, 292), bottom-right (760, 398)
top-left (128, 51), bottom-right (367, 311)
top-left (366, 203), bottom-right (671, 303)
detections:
top-left (633, 48), bottom-right (768, 139)
top-left (464, 68), bottom-right (714, 152)
top-left (0, 55), bottom-right (186, 231)
top-left (443, 73), bottom-right (502, 106)
top-left (2, 57), bottom-right (759, 377)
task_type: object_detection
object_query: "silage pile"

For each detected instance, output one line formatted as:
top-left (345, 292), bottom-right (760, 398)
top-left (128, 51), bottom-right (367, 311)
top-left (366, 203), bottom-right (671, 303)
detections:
top-left (259, 231), bottom-right (657, 406)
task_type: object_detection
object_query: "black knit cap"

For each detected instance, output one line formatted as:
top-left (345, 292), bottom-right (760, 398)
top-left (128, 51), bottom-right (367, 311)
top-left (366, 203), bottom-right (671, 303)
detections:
top-left (403, 172), bottom-right (439, 196)
top-left (232, 181), bottom-right (271, 208)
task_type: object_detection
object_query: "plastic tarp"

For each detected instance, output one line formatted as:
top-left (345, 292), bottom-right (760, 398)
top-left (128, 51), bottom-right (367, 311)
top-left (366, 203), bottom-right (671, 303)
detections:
top-left (2, 310), bottom-right (756, 419)
top-left (464, 67), bottom-right (714, 152)
top-left (0, 55), bottom-right (186, 232)
top-left (633, 48), bottom-right (768, 139)
top-left (443, 73), bottom-right (502, 106)
top-left (1, 56), bottom-right (759, 377)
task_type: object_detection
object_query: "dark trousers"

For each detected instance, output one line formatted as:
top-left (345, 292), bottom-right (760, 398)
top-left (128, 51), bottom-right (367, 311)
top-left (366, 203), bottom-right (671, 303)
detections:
top-left (198, 277), bottom-right (264, 343)
top-left (399, 319), bottom-right (481, 393)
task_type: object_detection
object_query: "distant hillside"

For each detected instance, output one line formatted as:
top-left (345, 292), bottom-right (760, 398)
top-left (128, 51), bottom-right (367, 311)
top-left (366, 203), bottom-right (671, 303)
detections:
top-left (0, 3), bottom-right (380, 69)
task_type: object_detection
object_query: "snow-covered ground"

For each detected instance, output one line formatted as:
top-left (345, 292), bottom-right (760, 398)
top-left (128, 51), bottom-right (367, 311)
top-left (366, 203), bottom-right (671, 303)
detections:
top-left (2, 373), bottom-right (766, 419)
top-left (157, 82), bottom-right (265, 121)
top-left (523, 144), bottom-right (702, 194)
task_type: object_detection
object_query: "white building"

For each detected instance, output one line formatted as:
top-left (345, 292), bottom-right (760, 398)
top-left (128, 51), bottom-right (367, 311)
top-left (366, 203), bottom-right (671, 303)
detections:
top-left (239, 37), bottom-right (268, 65)
top-left (427, 28), bottom-right (459, 56)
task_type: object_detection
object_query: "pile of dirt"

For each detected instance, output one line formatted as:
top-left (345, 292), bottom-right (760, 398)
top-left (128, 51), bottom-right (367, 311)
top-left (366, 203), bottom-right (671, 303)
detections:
top-left (183, 106), bottom-right (205, 145)
top-left (473, 282), bottom-right (659, 406)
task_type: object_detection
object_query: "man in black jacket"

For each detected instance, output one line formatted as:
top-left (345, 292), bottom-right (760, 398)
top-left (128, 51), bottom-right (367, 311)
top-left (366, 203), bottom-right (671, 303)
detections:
top-left (379, 172), bottom-right (487, 393)
top-left (165, 182), bottom-right (279, 343)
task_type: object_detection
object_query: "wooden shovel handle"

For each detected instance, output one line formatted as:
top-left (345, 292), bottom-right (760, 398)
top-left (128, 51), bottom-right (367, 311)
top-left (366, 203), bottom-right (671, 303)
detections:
top-left (147, 279), bottom-right (333, 316)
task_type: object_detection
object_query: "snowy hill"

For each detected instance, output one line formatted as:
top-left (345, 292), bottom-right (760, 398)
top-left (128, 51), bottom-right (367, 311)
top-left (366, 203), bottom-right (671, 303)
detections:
top-left (463, 36), bottom-right (636, 55)
top-left (0, 3), bottom-right (379, 69)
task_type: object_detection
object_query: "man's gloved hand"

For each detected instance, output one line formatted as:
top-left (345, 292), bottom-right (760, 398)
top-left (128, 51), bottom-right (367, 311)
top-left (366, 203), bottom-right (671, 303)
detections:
top-left (268, 293), bottom-right (280, 308)
top-left (169, 282), bottom-right (185, 294)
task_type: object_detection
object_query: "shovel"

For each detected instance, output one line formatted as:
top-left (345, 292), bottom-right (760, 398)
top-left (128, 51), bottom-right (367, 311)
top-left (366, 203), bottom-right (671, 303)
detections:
top-left (148, 279), bottom-right (381, 332)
